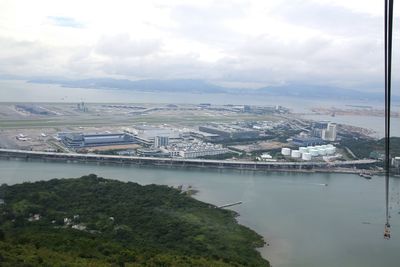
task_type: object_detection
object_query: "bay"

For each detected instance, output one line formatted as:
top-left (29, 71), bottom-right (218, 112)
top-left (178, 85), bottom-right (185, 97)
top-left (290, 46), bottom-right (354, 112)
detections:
top-left (0, 159), bottom-right (399, 267)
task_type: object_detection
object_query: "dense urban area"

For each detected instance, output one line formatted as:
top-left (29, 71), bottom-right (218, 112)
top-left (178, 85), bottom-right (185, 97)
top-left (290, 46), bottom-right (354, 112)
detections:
top-left (0, 102), bottom-right (399, 175)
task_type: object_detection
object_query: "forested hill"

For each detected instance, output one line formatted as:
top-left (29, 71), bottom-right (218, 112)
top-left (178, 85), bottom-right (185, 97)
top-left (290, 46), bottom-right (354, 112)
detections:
top-left (0, 175), bottom-right (269, 267)
top-left (341, 137), bottom-right (400, 159)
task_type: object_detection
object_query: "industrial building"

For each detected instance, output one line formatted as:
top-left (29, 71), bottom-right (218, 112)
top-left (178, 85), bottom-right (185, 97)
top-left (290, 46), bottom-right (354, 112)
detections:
top-left (59, 132), bottom-right (136, 148)
top-left (162, 141), bottom-right (229, 158)
top-left (129, 125), bottom-right (187, 146)
top-left (392, 157), bottom-right (400, 168)
top-left (199, 123), bottom-right (260, 141)
top-left (154, 136), bottom-right (169, 148)
top-left (15, 104), bottom-right (55, 115)
top-left (311, 121), bottom-right (337, 141)
top-left (322, 123), bottom-right (337, 141)
top-left (292, 136), bottom-right (324, 146)
top-left (311, 121), bottom-right (329, 137)
top-left (76, 102), bottom-right (88, 112)
top-left (281, 147), bottom-right (291, 156)
top-left (189, 131), bottom-right (222, 142)
top-left (179, 146), bottom-right (229, 158)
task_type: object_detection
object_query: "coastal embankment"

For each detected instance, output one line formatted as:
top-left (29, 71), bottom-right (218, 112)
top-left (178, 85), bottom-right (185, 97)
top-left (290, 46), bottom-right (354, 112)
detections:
top-left (0, 148), bottom-right (379, 174)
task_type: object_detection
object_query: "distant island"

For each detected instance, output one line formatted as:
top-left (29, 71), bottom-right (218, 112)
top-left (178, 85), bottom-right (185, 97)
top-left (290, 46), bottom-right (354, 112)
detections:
top-left (0, 175), bottom-right (269, 266)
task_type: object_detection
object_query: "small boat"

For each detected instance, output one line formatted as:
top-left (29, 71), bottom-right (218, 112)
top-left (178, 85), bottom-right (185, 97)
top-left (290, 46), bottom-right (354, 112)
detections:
top-left (384, 223), bottom-right (391, 240)
top-left (359, 172), bottom-right (372, 179)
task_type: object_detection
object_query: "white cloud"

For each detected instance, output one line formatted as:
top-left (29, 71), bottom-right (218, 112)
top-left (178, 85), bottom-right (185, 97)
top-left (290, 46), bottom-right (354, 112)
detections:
top-left (0, 0), bottom-right (398, 90)
top-left (95, 34), bottom-right (162, 58)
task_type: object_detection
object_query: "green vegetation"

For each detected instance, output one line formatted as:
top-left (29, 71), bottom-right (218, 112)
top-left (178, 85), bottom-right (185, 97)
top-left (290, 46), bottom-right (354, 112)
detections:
top-left (340, 137), bottom-right (400, 159)
top-left (0, 175), bottom-right (269, 266)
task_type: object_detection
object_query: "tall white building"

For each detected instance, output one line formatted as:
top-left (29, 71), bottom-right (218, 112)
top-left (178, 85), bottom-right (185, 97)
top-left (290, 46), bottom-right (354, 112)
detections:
top-left (322, 123), bottom-right (337, 141)
top-left (154, 136), bottom-right (169, 148)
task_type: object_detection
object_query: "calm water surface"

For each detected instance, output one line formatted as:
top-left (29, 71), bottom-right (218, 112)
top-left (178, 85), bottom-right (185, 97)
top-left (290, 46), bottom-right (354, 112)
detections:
top-left (1, 159), bottom-right (399, 267)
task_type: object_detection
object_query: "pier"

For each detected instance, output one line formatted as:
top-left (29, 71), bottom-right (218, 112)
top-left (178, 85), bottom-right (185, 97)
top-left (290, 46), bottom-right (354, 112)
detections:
top-left (218, 201), bottom-right (243, 208)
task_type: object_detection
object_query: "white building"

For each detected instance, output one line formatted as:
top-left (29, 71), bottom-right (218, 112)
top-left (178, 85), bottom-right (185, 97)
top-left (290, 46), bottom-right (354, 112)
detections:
top-left (302, 153), bottom-right (312, 161)
top-left (281, 147), bottom-right (291, 156)
top-left (154, 136), bottom-right (169, 148)
top-left (322, 123), bottom-right (337, 141)
top-left (392, 157), bottom-right (400, 168)
top-left (162, 141), bottom-right (229, 159)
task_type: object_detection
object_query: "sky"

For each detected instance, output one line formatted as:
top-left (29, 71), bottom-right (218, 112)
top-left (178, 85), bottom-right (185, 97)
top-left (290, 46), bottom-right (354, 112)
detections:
top-left (0, 0), bottom-right (398, 91)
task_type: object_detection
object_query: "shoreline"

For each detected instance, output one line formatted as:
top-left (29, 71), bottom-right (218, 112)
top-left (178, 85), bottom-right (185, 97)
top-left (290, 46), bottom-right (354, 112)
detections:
top-left (0, 148), bottom-right (380, 175)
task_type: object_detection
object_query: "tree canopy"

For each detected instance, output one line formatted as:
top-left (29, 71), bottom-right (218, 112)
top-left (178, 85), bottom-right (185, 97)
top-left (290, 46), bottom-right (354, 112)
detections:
top-left (0, 174), bottom-right (269, 266)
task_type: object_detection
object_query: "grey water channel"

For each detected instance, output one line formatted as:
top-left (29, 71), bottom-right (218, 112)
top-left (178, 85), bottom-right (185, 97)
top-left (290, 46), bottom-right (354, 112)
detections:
top-left (1, 159), bottom-right (399, 267)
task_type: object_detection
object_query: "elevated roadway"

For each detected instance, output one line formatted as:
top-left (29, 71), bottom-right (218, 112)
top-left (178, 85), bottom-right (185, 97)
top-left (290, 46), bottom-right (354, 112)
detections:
top-left (0, 149), bottom-right (378, 172)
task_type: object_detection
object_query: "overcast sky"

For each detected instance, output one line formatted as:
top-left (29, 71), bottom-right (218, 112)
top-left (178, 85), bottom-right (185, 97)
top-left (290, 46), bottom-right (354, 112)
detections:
top-left (0, 0), bottom-right (398, 90)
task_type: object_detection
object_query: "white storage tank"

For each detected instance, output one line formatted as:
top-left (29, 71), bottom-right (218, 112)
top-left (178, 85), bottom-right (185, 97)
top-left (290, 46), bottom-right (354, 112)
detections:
top-left (291, 150), bottom-right (301, 158)
top-left (307, 146), bottom-right (315, 151)
top-left (299, 147), bottom-right (308, 153)
top-left (302, 152), bottom-right (312, 161)
top-left (318, 148), bottom-right (327, 156)
top-left (309, 149), bottom-right (319, 157)
top-left (326, 147), bottom-right (336, 155)
top-left (281, 147), bottom-right (291, 156)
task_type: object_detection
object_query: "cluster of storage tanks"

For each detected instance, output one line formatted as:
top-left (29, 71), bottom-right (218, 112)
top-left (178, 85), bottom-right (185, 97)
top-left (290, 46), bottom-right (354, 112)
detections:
top-left (281, 145), bottom-right (336, 161)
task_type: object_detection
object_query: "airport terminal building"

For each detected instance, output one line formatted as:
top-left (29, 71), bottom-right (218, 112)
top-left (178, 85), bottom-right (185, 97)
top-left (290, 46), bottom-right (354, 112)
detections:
top-left (59, 132), bottom-right (136, 148)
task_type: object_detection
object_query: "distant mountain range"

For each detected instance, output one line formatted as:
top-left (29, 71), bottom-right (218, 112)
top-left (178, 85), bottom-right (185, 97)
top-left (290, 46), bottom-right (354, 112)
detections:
top-left (29, 78), bottom-right (226, 93)
top-left (254, 84), bottom-right (398, 101)
top-left (28, 78), bottom-right (399, 101)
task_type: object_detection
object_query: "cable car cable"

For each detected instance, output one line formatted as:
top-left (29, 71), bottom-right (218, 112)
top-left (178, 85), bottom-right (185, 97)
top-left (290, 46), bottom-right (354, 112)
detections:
top-left (384, 0), bottom-right (393, 239)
